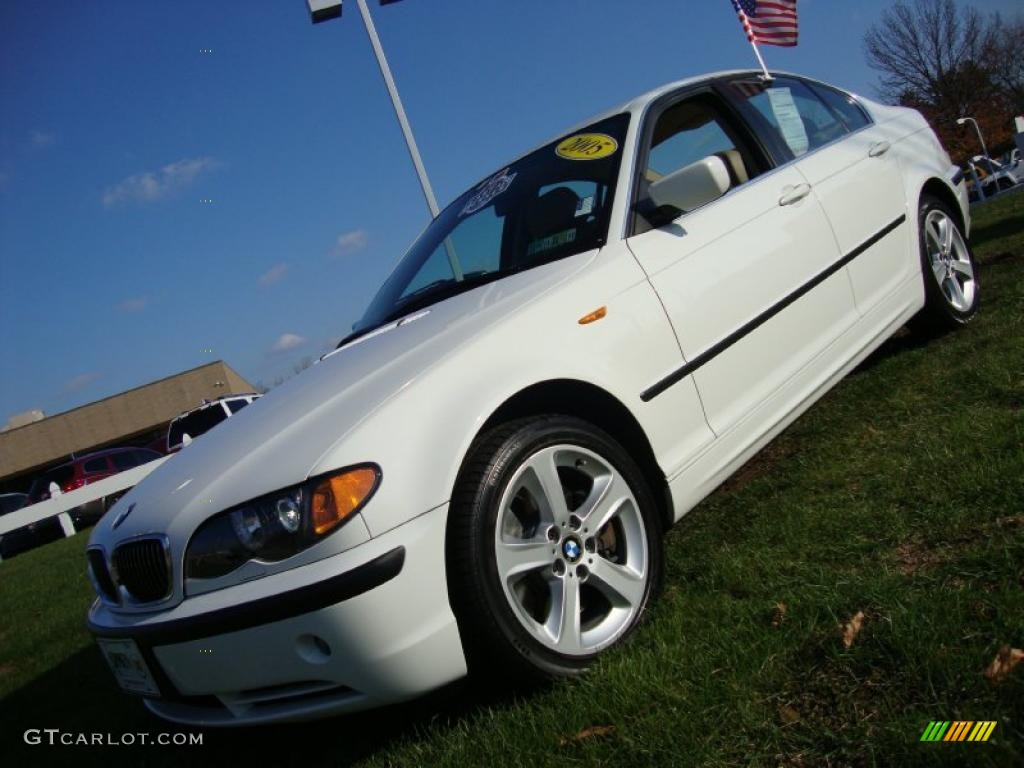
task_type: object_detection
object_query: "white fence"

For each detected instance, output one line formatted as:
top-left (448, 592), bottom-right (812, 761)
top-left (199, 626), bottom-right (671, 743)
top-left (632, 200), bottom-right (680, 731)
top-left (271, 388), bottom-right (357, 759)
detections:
top-left (0, 456), bottom-right (169, 561)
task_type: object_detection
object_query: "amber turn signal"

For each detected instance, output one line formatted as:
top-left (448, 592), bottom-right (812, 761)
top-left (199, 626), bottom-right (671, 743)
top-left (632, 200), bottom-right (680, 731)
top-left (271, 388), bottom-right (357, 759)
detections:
top-left (310, 467), bottom-right (378, 536)
top-left (578, 306), bottom-right (607, 325)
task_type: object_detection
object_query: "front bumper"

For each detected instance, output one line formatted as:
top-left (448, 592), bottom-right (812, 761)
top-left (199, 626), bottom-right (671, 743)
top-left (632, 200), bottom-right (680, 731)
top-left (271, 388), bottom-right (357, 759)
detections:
top-left (87, 503), bottom-right (466, 726)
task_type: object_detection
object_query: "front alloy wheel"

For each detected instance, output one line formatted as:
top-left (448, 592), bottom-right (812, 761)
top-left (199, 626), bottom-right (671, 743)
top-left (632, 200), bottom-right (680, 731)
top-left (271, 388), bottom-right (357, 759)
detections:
top-left (448, 416), bottom-right (662, 680)
top-left (494, 444), bottom-right (650, 656)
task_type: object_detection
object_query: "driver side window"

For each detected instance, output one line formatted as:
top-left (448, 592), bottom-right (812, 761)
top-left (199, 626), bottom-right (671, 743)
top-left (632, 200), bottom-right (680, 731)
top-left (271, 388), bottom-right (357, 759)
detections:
top-left (636, 96), bottom-right (760, 233)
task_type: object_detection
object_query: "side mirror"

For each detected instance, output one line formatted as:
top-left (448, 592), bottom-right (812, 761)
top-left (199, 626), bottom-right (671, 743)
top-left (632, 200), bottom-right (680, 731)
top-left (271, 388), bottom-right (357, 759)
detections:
top-left (647, 155), bottom-right (732, 215)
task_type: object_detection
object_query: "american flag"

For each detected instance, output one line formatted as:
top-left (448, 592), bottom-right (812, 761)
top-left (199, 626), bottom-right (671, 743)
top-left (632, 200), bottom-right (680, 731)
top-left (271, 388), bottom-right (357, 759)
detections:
top-left (731, 0), bottom-right (799, 47)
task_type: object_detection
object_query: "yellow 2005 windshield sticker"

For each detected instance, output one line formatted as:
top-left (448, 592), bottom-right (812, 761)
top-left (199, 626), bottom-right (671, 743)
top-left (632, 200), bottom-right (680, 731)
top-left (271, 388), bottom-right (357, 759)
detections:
top-left (556, 133), bottom-right (618, 161)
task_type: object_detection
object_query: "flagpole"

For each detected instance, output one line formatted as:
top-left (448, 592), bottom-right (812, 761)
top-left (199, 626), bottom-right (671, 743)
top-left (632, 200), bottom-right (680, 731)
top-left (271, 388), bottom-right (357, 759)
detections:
top-left (749, 38), bottom-right (773, 82)
top-left (730, 0), bottom-right (775, 82)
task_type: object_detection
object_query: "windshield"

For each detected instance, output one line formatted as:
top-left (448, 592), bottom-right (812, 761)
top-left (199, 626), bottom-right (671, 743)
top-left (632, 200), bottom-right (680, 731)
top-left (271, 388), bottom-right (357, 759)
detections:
top-left (350, 113), bottom-right (630, 337)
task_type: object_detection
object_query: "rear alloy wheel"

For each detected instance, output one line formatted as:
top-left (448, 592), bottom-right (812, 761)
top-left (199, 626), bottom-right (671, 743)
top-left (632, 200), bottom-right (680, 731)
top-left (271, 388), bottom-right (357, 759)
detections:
top-left (912, 195), bottom-right (979, 332)
top-left (448, 416), bottom-right (662, 680)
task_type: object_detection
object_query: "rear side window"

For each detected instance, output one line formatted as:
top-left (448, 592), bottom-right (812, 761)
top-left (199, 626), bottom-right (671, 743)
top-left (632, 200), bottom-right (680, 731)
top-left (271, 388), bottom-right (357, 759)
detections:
top-left (226, 398), bottom-right (250, 414)
top-left (169, 405), bottom-right (229, 447)
top-left (807, 83), bottom-right (870, 131)
top-left (131, 449), bottom-right (159, 465)
top-left (728, 77), bottom-right (850, 157)
top-left (110, 452), bottom-right (137, 471)
top-left (83, 457), bottom-right (109, 473)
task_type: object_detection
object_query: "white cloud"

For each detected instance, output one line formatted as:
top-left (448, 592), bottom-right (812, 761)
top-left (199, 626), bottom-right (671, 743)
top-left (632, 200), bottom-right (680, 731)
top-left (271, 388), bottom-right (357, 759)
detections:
top-left (102, 156), bottom-right (219, 207)
top-left (116, 296), bottom-right (148, 313)
top-left (259, 263), bottom-right (289, 286)
top-left (333, 229), bottom-right (368, 256)
top-left (64, 372), bottom-right (100, 393)
top-left (30, 130), bottom-right (56, 148)
top-left (270, 333), bottom-right (306, 353)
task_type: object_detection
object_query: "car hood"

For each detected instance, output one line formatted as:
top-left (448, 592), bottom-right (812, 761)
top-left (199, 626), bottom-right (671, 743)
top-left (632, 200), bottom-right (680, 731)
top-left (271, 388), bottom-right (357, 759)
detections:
top-left (93, 253), bottom-right (595, 546)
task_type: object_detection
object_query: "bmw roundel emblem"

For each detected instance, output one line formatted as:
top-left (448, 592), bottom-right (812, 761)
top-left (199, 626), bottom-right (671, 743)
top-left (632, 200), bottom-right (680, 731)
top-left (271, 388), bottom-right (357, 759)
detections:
top-left (562, 538), bottom-right (582, 563)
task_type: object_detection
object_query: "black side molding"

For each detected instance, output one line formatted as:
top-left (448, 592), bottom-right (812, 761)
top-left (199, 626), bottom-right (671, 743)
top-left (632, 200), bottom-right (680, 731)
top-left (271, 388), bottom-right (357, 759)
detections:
top-left (88, 546), bottom-right (405, 647)
top-left (640, 214), bottom-right (907, 402)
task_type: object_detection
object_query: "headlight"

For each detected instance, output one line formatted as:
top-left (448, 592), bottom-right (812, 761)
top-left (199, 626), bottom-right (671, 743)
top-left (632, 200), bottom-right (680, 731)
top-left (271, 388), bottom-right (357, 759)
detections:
top-left (185, 465), bottom-right (380, 581)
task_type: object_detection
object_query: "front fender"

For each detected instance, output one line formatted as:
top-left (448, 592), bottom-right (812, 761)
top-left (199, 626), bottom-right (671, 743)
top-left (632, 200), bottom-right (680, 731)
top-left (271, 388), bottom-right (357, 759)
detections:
top-left (311, 243), bottom-right (716, 537)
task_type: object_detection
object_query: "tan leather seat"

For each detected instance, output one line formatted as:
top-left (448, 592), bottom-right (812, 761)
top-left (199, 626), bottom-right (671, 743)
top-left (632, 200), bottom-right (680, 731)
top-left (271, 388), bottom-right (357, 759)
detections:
top-left (714, 149), bottom-right (749, 186)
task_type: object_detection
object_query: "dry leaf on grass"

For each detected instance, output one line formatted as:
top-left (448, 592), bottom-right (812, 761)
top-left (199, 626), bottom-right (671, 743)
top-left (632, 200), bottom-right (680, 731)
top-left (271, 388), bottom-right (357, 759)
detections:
top-left (778, 705), bottom-right (801, 725)
top-left (984, 645), bottom-right (1024, 684)
top-left (559, 725), bottom-right (616, 746)
top-left (841, 611), bottom-right (866, 649)
top-left (771, 602), bottom-right (788, 628)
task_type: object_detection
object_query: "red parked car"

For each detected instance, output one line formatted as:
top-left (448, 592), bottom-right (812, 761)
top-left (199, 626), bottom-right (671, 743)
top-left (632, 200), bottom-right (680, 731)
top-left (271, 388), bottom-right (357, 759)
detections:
top-left (26, 447), bottom-right (162, 528)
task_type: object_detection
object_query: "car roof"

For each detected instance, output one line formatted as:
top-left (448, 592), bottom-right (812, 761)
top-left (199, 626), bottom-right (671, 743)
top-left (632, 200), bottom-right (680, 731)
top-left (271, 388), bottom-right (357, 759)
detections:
top-left (470, 69), bottom-right (850, 191)
top-left (172, 393), bottom-right (260, 420)
top-left (49, 446), bottom-right (148, 469)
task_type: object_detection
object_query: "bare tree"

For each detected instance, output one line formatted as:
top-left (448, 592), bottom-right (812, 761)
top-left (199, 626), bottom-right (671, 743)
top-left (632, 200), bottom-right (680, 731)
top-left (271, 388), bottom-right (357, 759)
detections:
top-left (864, 0), bottom-right (993, 108)
top-left (864, 0), bottom-right (1020, 162)
top-left (987, 16), bottom-right (1024, 115)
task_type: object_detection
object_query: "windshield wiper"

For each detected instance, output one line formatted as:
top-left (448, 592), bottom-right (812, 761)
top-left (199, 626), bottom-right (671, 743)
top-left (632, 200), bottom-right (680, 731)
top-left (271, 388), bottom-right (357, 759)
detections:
top-left (336, 270), bottom-right (511, 349)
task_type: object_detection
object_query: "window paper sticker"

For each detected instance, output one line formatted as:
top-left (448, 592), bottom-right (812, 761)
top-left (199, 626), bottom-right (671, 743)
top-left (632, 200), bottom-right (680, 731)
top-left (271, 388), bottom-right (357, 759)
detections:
top-left (461, 167), bottom-right (517, 217)
top-left (527, 228), bottom-right (577, 256)
top-left (766, 88), bottom-right (809, 157)
top-left (575, 195), bottom-right (594, 218)
top-left (556, 133), bottom-right (619, 161)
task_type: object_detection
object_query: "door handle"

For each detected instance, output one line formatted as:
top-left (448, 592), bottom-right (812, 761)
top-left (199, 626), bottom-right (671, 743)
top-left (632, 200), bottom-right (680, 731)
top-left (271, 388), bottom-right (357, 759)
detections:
top-left (869, 140), bottom-right (891, 157)
top-left (778, 183), bottom-right (812, 206)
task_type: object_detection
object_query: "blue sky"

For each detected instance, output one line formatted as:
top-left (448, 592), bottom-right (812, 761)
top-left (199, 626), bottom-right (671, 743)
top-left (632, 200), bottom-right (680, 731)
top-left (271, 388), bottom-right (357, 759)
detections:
top-left (1, 0), bottom-right (1019, 421)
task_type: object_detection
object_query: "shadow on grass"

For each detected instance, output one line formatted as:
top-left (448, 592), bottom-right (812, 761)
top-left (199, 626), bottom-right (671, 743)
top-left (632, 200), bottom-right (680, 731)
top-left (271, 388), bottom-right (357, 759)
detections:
top-left (851, 326), bottom-right (933, 376)
top-left (0, 643), bottom-right (531, 766)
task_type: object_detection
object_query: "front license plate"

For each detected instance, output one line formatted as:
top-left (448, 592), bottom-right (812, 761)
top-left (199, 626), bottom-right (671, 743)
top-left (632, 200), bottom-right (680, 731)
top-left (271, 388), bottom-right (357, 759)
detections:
top-left (97, 638), bottom-right (161, 697)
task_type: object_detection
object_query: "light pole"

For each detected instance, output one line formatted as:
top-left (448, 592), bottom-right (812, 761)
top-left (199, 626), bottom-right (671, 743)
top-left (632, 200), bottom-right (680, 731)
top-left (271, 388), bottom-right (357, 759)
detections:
top-left (307, 0), bottom-right (440, 218)
top-left (957, 116), bottom-right (991, 162)
top-left (958, 116), bottom-right (991, 201)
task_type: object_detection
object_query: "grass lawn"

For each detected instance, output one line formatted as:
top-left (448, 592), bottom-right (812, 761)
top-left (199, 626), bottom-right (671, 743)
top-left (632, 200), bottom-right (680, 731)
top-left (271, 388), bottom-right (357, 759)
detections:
top-left (1, 193), bottom-right (1021, 767)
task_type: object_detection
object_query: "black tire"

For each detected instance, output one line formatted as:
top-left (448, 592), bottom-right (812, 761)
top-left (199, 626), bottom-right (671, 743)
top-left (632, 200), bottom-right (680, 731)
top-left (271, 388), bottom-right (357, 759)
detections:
top-left (910, 194), bottom-right (980, 335)
top-left (446, 415), bottom-right (663, 683)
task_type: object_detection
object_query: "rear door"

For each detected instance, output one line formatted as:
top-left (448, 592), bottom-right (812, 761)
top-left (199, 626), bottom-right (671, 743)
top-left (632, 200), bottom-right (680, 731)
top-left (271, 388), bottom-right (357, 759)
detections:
top-left (625, 87), bottom-right (858, 435)
top-left (722, 76), bottom-right (910, 315)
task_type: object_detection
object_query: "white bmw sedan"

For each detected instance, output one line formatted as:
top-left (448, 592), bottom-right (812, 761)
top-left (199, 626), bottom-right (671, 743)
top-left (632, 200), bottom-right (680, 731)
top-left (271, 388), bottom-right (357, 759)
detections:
top-left (86, 70), bottom-right (977, 726)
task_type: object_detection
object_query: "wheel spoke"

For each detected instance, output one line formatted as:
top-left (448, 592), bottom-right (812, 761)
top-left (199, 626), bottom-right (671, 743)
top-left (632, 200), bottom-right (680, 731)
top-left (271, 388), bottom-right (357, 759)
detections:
top-left (930, 259), bottom-right (946, 283)
top-left (526, 449), bottom-right (569, 523)
top-left (578, 474), bottom-right (629, 532)
top-left (550, 576), bottom-right (582, 652)
top-left (495, 537), bottom-right (552, 580)
top-left (946, 276), bottom-right (967, 308)
top-left (926, 220), bottom-right (942, 254)
top-left (588, 557), bottom-right (645, 608)
top-left (941, 217), bottom-right (954, 256)
top-left (951, 258), bottom-right (973, 278)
